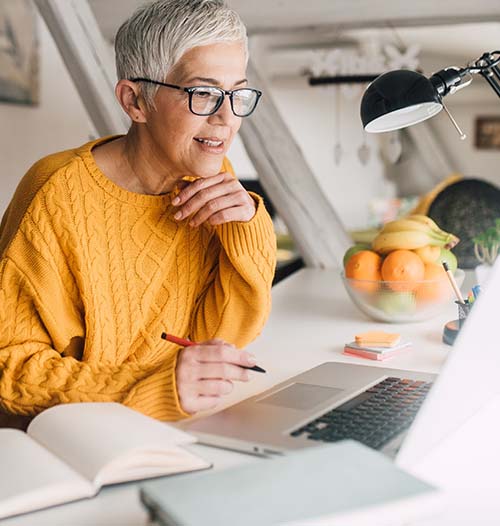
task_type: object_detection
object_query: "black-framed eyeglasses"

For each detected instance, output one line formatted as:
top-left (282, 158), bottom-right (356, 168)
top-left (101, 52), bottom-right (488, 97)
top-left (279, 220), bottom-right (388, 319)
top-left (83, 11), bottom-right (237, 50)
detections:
top-left (130, 78), bottom-right (262, 117)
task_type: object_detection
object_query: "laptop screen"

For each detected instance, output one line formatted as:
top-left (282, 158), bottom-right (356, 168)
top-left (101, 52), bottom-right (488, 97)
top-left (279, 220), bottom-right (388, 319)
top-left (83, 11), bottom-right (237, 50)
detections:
top-left (397, 259), bottom-right (500, 470)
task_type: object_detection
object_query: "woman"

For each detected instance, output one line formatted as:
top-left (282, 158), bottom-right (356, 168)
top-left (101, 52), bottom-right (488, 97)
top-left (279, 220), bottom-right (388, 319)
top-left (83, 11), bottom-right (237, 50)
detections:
top-left (0, 0), bottom-right (276, 421)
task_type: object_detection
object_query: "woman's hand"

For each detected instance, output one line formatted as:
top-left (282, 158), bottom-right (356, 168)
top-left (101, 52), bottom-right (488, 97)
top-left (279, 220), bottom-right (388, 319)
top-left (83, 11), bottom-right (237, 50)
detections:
top-left (172, 172), bottom-right (256, 227)
top-left (175, 339), bottom-right (257, 415)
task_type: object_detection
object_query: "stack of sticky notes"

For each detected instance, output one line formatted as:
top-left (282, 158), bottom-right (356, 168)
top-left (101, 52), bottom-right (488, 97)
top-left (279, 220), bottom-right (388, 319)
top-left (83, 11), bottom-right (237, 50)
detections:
top-left (343, 331), bottom-right (411, 361)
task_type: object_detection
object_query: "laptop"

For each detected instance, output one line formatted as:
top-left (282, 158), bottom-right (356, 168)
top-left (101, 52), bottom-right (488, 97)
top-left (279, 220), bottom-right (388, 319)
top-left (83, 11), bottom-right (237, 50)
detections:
top-left (183, 260), bottom-right (499, 468)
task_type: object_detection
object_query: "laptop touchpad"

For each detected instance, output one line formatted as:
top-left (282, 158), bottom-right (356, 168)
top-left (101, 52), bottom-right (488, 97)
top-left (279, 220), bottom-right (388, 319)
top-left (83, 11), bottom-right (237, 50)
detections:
top-left (257, 383), bottom-right (344, 411)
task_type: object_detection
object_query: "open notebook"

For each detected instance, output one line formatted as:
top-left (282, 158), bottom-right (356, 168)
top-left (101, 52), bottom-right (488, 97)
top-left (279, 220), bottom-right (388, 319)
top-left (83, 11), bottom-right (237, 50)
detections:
top-left (0, 403), bottom-right (210, 519)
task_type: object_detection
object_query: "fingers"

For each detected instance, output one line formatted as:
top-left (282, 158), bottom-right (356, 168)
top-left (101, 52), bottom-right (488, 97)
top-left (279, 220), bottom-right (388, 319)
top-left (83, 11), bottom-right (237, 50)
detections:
top-left (197, 362), bottom-right (250, 383)
top-left (172, 172), bottom-right (255, 226)
top-left (197, 379), bottom-right (234, 396)
top-left (188, 194), bottom-right (242, 227)
top-left (175, 340), bottom-right (257, 415)
top-left (195, 344), bottom-right (257, 369)
top-left (199, 205), bottom-right (254, 226)
top-left (176, 348), bottom-right (252, 383)
top-left (173, 172), bottom-right (229, 208)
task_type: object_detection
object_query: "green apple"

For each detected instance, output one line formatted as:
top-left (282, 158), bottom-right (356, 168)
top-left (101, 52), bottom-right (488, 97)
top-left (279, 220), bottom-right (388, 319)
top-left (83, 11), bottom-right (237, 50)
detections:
top-left (376, 290), bottom-right (416, 315)
top-left (439, 248), bottom-right (458, 273)
top-left (343, 243), bottom-right (371, 268)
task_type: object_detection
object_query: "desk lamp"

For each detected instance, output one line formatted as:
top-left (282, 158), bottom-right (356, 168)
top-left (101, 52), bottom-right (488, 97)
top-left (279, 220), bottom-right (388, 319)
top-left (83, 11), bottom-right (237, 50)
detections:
top-left (360, 50), bottom-right (500, 140)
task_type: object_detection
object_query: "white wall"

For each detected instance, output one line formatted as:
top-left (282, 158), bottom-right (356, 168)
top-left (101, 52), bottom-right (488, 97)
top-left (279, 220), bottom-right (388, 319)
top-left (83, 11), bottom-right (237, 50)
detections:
top-left (263, 77), bottom-right (395, 229)
top-left (430, 101), bottom-right (500, 184)
top-left (0, 14), bottom-right (96, 215)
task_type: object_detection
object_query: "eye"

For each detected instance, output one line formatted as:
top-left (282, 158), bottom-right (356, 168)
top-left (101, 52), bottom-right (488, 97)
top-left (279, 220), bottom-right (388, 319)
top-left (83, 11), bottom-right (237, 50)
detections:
top-left (195, 90), bottom-right (212, 98)
top-left (193, 88), bottom-right (219, 99)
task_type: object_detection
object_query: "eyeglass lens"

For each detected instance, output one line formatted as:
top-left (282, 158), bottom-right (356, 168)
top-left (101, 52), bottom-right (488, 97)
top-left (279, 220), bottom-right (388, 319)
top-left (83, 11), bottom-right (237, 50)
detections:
top-left (190, 87), bottom-right (259, 117)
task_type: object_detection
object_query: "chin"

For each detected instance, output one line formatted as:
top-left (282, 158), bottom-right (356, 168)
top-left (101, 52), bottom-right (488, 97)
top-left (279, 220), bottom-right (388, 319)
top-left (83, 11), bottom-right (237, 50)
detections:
top-left (190, 157), bottom-right (226, 178)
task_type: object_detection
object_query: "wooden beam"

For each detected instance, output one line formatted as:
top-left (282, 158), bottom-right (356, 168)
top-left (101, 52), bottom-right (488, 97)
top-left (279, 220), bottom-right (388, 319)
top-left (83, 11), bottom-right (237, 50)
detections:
top-left (240, 60), bottom-right (351, 269)
top-left (33, 0), bottom-right (128, 136)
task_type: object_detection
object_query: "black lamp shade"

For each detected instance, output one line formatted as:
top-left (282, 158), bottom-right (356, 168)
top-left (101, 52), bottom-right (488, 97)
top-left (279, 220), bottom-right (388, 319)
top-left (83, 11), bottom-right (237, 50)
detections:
top-left (361, 70), bottom-right (443, 133)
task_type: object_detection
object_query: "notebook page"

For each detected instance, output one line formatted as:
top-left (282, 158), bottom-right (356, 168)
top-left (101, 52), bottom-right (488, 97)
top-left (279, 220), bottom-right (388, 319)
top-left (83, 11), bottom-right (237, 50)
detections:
top-left (27, 403), bottom-right (202, 485)
top-left (96, 446), bottom-right (211, 486)
top-left (0, 429), bottom-right (93, 519)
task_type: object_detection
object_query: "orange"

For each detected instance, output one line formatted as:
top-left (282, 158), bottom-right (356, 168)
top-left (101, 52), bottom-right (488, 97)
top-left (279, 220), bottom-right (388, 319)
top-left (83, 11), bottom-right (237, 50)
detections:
top-left (416, 263), bottom-right (449, 302)
top-left (345, 250), bottom-right (382, 292)
top-left (381, 249), bottom-right (425, 292)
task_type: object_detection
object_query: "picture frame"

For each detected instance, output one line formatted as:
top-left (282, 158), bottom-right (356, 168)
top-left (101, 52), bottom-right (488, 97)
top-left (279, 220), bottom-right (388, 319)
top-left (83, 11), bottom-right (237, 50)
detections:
top-left (475, 116), bottom-right (500, 150)
top-left (0, 0), bottom-right (38, 106)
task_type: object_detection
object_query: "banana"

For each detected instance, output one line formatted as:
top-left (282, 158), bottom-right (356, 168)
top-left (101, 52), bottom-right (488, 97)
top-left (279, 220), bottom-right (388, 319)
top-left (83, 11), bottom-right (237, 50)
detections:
top-left (381, 219), bottom-right (441, 236)
top-left (380, 216), bottom-right (460, 250)
top-left (406, 214), bottom-right (441, 231)
top-left (406, 214), bottom-right (460, 249)
top-left (372, 230), bottom-right (445, 255)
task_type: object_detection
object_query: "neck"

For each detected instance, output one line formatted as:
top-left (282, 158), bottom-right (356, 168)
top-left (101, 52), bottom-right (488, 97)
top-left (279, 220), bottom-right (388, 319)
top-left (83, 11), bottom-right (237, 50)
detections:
top-left (94, 126), bottom-right (181, 196)
top-left (123, 126), bottom-right (182, 195)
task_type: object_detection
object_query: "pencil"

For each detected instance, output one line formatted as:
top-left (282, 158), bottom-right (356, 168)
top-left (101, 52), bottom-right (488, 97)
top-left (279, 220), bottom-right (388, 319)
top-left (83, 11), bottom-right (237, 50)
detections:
top-left (442, 262), bottom-right (465, 304)
top-left (161, 332), bottom-right (266, 373)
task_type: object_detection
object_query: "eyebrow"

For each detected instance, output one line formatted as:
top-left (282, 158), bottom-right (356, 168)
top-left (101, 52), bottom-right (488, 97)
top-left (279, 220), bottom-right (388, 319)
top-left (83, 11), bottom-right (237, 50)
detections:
top-left (184, 76), bottom-right (248, 87)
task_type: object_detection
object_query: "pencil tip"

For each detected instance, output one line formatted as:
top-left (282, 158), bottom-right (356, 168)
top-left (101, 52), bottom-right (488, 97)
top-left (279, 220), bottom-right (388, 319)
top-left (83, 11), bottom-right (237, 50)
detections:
top-left (161, 332), bottom-right (167, 339)
top-left (442, 261), bottom-right (449, 271)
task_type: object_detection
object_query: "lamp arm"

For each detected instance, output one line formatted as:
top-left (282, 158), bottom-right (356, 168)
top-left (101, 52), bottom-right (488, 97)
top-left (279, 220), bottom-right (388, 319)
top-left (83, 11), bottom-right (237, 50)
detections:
top-left (468, 51), bottom-right (500, 98)
top-left (430, 52), bottom-right (500, 100)
top-left (473, 52), bottom-right (500, 98)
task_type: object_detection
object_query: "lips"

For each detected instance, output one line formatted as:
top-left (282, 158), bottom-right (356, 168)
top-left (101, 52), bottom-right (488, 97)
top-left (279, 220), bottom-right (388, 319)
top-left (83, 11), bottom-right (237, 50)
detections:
top-left (194, 137), bottom-right (224, 147)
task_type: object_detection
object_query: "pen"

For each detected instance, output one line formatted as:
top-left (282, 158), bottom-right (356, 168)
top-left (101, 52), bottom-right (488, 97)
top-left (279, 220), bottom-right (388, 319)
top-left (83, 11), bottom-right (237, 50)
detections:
top-left (442, 261), bottom-right (465, 304)
top-left (161, 332), bottom-right (266, 373)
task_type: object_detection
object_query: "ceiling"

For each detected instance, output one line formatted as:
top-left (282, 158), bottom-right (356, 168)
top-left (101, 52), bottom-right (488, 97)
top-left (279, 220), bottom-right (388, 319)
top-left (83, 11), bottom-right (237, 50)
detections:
top-left (89, 0), bottom-right (500, 58)
top-left (88, 0), bottom-right (500, 83)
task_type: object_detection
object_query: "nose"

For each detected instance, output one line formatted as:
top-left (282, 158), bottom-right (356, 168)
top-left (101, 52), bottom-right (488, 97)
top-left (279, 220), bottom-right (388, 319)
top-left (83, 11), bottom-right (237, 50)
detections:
top-left (208, 94), bottom-right (240, 126)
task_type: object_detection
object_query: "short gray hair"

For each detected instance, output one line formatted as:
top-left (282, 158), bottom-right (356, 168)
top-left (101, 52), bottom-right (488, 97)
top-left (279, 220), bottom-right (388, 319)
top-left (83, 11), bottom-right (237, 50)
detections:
top-left (115, 0), bottom-right (248, 109)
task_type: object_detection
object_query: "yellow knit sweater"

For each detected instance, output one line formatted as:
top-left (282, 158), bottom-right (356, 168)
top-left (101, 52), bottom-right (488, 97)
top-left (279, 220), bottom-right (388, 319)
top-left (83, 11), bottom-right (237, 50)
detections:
top-left (0, 137), bottom-right (276, 420)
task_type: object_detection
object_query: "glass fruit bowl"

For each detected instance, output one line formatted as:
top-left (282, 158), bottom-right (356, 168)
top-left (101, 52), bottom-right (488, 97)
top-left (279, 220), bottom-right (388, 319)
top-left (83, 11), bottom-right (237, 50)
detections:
top-left (341, 268), bottom-right (465, 323)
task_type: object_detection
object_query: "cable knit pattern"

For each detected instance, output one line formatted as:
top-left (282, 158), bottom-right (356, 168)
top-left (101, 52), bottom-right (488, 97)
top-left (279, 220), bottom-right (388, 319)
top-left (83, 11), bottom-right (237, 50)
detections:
top-left (0, 136), bottom-right (276, 420)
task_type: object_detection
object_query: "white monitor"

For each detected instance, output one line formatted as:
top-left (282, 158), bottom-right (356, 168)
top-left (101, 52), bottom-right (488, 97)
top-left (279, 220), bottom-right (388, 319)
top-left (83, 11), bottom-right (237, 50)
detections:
top-left (397, 259), bottom-right (500, 469)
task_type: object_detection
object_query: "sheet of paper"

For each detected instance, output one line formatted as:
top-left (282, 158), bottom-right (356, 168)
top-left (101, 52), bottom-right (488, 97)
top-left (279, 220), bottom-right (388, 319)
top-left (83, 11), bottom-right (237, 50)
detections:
top-left (28, 403), bottom-right (201, 484)
top-left (0, 429), bottom-right (92, 519)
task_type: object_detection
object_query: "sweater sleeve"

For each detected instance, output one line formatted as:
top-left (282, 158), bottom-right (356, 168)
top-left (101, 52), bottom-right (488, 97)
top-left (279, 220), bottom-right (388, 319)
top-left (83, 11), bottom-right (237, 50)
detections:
top-left (0, 257), bottom-right (189, 420)
top-left (190, 188), bottom-right (277, 348)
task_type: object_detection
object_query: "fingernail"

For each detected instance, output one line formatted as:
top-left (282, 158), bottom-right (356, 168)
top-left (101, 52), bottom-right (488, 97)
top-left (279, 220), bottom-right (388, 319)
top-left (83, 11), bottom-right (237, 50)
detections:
top-left (174, 211), bottom-right (182, 220)
top-left (172, 196), bottom-right (180, 205)
top-left (247, 354), bottom-right (257, 366)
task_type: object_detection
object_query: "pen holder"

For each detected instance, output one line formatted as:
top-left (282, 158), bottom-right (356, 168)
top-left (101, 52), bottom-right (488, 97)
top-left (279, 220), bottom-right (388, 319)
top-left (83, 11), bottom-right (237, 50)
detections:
top-left (443, 301), bottom-right (473, 345)
top-left (456, 301), bottom-right (472, 328)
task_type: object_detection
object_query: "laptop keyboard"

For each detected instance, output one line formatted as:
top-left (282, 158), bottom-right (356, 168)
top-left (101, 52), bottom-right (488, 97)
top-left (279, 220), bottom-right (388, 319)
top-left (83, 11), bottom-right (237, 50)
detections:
top-left (290, 377), bottom-right (432, 450)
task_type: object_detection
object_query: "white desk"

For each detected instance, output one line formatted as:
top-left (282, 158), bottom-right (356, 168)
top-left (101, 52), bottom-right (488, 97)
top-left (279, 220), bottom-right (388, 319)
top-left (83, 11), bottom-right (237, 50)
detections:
top-left (4, 268), bottom-right (491, 526)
